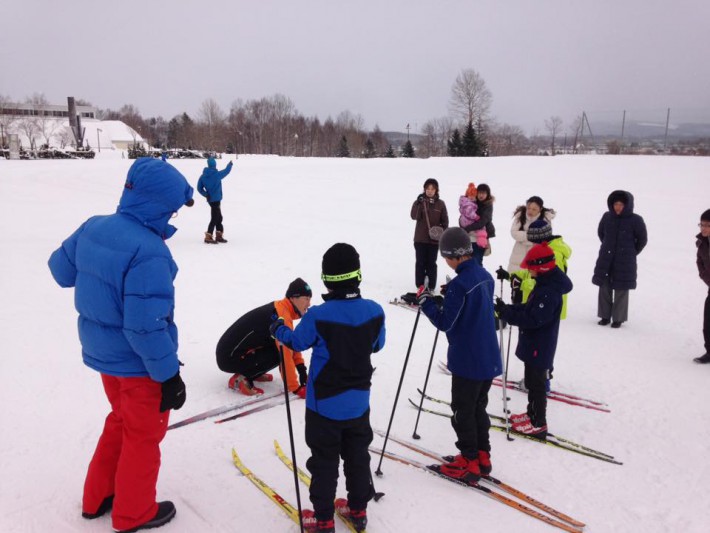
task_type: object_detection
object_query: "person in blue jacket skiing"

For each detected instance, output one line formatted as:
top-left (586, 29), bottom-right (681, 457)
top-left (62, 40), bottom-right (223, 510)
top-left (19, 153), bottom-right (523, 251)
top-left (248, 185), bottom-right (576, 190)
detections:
top-left (270, 243), bottom-right (386, 533)
top-left (417, 227), bottom-right (502, 484)
top-left (197, 156), bottom-right (233, 244)
top-left (48, 158), bottom-right (194, 533)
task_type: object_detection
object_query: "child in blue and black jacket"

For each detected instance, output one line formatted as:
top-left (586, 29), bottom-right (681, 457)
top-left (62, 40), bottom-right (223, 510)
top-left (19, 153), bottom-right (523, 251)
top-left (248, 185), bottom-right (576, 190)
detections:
top-left (271, 243), bottom-right (385, 533)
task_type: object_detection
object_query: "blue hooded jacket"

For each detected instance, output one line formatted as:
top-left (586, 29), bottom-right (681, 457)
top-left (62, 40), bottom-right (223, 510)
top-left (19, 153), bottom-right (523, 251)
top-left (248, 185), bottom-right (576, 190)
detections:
top-left (197, 158), bottom-right (233, 202)
top-left (421, 259), bottom-right (502, 381)
top-left (48, 158), bottom-right (194, 382)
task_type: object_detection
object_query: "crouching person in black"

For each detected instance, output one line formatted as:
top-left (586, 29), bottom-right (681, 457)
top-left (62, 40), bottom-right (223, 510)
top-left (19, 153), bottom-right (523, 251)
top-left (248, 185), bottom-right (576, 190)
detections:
top-left (271, 243), bottom-right (386, 533)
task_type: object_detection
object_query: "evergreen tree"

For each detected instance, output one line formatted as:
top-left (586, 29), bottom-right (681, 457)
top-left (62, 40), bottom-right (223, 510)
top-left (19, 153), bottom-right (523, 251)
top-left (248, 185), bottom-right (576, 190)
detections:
top-left (447, 129), bottom-right (463, 157)
top-left (461, 120), bottom-right (482, 156)
top-left (336, 135), bottom-right (350, 157)
top-left (363, 138), bottom-right (376, 158)
top-left (402, 140), bottom-right (415, 158)
top-left (383, 144), bottom-right (396, 158)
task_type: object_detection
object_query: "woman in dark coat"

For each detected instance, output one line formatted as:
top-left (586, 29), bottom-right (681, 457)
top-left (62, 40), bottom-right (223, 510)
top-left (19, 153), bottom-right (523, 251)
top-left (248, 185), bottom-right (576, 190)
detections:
top-left (592, 190), bottom-right (648, 328)
top-left (411, 178), bottom-right (449, 291)
top-left (461, 183), bottom-right (496, 264)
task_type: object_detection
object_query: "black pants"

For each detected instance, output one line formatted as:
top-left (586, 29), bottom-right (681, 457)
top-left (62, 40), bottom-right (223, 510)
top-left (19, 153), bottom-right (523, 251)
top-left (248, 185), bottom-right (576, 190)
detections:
top-left (450, 375), bottom-right (492, 459)
top-left (414, 242), bottom-right (438, 290)
top-left (207, 201), bottom-right (223, 233)
top-left (704, 288), bottom-right (710, 353)
top-left (216, 345), bottom-right (279, 381)
top-left (305, 408), bottom-right (374, 521)
top-left (524, 365), bottom-right (549, 427)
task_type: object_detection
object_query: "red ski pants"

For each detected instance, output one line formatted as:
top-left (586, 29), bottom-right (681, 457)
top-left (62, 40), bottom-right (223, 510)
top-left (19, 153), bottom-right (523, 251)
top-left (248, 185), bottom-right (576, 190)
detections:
top-left (82, 374), bottom-right (169, 531)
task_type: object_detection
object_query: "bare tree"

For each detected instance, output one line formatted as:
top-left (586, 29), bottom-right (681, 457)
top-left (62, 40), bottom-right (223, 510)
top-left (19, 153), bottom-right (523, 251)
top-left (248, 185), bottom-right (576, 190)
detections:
top-left (449, 68), bottom-right (493, 127)
top-left (199, 98), bottom-right (226, 150)
top-left (487, 122), bottom-right (528, 156)
top-left (544, 116), bottom-right (563, 155)
top-left (0, 94), bottom-right (17, 146)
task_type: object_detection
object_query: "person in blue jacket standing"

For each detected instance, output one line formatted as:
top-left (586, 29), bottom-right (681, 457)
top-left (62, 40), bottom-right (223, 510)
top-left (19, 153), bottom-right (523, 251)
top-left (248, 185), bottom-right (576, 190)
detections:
top-left (48, 158), bottom-right (194, 533)
top-left (197, 156), bottom-right (233, 244)
top-left (417, 227), bottom-right (502, 484)
top-left (271, 243), bottom-right (386, 533)
top-left (592, 190), bottom-right (648, 328)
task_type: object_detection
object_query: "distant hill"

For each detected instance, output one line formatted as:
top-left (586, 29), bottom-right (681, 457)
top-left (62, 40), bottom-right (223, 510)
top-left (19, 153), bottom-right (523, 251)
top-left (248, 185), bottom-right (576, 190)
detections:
top-left (586, 120), bottom-right (710, 140)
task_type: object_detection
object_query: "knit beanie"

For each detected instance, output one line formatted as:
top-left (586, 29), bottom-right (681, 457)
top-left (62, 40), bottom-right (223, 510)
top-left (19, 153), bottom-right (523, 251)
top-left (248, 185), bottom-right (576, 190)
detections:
top-left (465, 183), bottom-right (477, 198)
top-left (521, 243), bottom-right (556, 273)
top-left (527, 219), bottom-right (552, 243)
top-left (439, 227), bottom-right (473, 259)
top-left (321, 243), bottom-right (361, 289)
top-left (286, 278), bottom-right (312, 298)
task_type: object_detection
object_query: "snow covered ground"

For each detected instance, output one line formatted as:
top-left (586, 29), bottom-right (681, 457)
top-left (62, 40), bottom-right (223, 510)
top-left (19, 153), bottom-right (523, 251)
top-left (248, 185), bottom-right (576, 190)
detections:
top-left (1, 153), bottom-right (709, 532)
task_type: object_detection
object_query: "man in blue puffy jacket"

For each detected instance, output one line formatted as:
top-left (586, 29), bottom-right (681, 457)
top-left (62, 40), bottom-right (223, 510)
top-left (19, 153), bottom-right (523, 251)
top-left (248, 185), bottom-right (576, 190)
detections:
top-left (197, 156), bottom-right (233, 244)
top-left (418, 227), bottom-right (502, 484)
top-left (48, 158), bottom-right (194, 533)
top-left (271, 243), bottom-right (386, 533)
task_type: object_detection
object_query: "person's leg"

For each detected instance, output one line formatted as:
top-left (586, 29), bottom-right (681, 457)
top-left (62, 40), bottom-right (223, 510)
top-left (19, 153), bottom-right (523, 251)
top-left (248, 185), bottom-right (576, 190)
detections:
top-left (208, 202), bottom-right (220, 234)
top-left (597, 282), bottom-right (612, 321)
top-left (341, 411), bottom-right (375, 512)
top-left (305, 409), bottom-right (341, 522)
top-left (524, 365), bottom-right (548, 427)
top-left (450, 375), bottom-right (481, 459)
top-left (111, 377), bottom-right (169, 532)
top-left (704, 288), bottom-right (710, 353)
top-left (611, 289), bottom-right (629, 324)
top-left (214, 202), bottom-right (224, 233)
top-left (414, 243), bottom-right (426, 288)
top-left (83, 374), bottom-right (123, 516)
top-left (425, 243), bottom-right (438, 290)
top-left (474, 380), bottom-right (492, 453)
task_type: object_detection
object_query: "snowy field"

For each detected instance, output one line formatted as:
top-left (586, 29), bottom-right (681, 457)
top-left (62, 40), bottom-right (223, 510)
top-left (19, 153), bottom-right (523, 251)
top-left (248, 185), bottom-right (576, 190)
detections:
top-left (1, 153), bottom-right (709, 533)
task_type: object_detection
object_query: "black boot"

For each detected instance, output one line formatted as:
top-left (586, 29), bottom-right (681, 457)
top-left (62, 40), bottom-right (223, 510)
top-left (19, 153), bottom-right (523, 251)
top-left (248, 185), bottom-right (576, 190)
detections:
top-left (82, 495), bottom-right (113, 519)
top-left (694, 353), bottom-right (710, 364)
top-left (117, 501), bottom-right (176, 532)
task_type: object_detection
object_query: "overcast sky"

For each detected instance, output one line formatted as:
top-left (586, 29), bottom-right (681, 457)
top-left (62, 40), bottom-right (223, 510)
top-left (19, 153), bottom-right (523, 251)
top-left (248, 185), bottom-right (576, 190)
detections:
top-left (3, 0), bottom-right (709, 134)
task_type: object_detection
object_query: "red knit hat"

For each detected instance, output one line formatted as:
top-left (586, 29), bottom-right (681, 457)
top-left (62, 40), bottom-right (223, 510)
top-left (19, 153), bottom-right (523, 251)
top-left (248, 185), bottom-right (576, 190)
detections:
top-left (521, 243), bottom-right (556, 273)
top-left (465, 182), bottom-right (477, 198)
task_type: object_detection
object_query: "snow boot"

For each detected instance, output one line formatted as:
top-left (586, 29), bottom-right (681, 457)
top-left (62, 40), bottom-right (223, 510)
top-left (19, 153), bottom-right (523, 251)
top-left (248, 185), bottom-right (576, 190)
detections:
top-left (116, 501), bottom-right (176, 532)
top-left (510, 412), bottom-right (530, 425)
top-left (253, 373), bottom-right (274, 382)
top-left (478, 450), bottom-right (492, 476)
top-left (694, 353), bottom-right (710, 364)
top-left (302, 510), bottom-right (335, 533)
top-left (513, 421), bottom-right (548, 440)
top-left (228, 374), bottom-right (264, 396)
top-left (204, 232), bottom-right (218, 244)
top-left (598, 318), bottom-right (611, 326)
top-left (82, 495), bottom-right (113, 519)
top-left (611, 321), bottom-right (622, 328)
top-left (215, 231), bottom-right (228, 243)
top-left (335, 498), bottom-right (367, 531)
top-left (437, 454), bottom-right (481, 483)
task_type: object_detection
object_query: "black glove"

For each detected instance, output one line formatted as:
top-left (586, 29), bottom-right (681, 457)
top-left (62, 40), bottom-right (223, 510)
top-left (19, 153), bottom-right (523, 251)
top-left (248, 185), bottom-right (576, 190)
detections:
top-left (494, 297), bottom-right (507, 317)
top-left (510, 275), bottom-right (523, 304)
top-left (417, 194), bottom-right (425, 203)
top-left (432, 295), bottom-right (445, 306)
top-left (496, 267), bottom-right (510, 281)
top-left (296, 363), bottom-right (308, 386)
top-left (416, 287), bottom-right (432, 306)
top-left (160, 371), bottom-right (186, 412)
top-left (439, 283), bottom-right (448, 296)
top-left (269, 317), bottom-right (285, 338)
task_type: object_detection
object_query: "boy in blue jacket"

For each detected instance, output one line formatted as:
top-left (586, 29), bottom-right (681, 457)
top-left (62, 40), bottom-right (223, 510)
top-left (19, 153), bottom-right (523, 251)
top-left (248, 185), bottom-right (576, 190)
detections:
top-left (271, 243), bottom-right (386, 533)
top-left (418, 227), bottom-right (501, 484)
top-left (495, 242), bottom-right (574, 439)
top-left (48, 158), bottom-right (193, 533)
top-left (197, 157), bottom-right (233, 243)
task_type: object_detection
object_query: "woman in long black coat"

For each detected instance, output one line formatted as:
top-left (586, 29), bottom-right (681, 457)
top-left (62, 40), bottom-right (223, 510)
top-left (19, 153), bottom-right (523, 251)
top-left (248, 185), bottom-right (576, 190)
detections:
top-left (592, 190), bottom-right (648, 328)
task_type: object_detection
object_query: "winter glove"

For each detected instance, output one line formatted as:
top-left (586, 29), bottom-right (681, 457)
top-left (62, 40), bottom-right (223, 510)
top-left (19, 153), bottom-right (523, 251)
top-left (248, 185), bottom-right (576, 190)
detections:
top-left (269, 317), bottom-right (285, 339)
top-left (494, 297), bottom-right (507, 317)
top-left (510, 275), bottom-right (523, 305)
top-left (496, 267), bottom-right (510, 281)
top-left (296, 363), bottom-right (308, 386)
top-left (439, 283), bottom-right (448, 296)
top-left (160, 371), bottom-right (186, 412)
top-left (294, 385), bottom-right (307, 400)
top-left (416, 287), bottom-right (432, 306)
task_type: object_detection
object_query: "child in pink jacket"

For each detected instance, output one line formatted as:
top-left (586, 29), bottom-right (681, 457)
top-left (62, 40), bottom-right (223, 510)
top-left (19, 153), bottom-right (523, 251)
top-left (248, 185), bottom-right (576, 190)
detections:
top-left (459, 183), bottom-right (488, 249)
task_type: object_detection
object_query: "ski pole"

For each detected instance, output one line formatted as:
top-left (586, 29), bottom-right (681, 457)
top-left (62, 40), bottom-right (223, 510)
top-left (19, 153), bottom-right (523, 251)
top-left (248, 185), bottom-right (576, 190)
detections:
top-left (375, 298), bottom-right (422, 476)
top-left (279, 345), bottom-right (304, 533)
top-left (498, 276), bottom-right (513, 442)
top-left (412, 327), bottom-right (440, 440)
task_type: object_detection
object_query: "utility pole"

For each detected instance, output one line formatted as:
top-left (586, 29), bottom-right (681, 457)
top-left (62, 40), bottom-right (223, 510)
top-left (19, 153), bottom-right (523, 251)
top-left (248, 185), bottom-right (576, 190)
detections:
top-left (97, 128), bottom-right (102, 152)
top-left (406, 123), bottom-right (410, 141)
top-left (663, 108), bottom-right (671, 153)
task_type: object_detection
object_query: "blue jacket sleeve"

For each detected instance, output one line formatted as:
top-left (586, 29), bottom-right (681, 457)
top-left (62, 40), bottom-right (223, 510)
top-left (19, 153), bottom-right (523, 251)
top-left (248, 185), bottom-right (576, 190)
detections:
top-left (421, 282), bottom-right (465, 332)
top-left (216, 162), bottom-right (233, 180)
top-left (275, 311), bottom-right (318, 353)
top-left (122, 256), bottom-right (180, 382)
top-left (197, 176), bottom-right (208, 198)
top-left (502, 289), bottom-right (558, 330)
top-left (48, 221), bottom-right (89, 288)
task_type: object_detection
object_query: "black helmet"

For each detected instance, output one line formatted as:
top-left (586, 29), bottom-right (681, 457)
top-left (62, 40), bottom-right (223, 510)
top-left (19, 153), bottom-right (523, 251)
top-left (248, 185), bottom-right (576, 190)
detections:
top-left (439, 228), bottom-right (473, 259)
